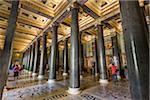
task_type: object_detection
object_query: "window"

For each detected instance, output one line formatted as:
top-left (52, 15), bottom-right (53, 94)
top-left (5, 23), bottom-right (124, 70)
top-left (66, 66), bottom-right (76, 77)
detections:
top-left (22, 12), bottom-right (29, 17)
top-left (33, 16), bottom-right (37, 20)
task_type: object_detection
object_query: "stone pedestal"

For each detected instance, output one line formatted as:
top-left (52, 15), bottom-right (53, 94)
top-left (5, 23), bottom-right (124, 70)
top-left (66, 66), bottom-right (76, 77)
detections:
top-left (37, 75), bottom-right (44, 80)
top-left (68, 88), bottom-right (81, 95)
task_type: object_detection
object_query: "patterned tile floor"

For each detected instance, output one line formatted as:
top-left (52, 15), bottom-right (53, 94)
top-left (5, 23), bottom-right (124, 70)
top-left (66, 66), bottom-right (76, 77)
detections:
top-left (2, 70), bottom-right (131, 100)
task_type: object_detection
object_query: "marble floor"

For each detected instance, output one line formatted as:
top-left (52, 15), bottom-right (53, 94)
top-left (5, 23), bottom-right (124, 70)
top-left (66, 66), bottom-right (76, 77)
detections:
top-left (2, 70), bottom-right (131, 100)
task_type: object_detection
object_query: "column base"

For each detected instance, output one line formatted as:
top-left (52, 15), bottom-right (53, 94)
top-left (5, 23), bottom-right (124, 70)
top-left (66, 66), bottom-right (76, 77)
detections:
top-left (28, 71), bottom-right (32, 74)
top-left (99, 79), bottom-right (109, 84)
top-left (32, 76), bottom-right (37, 80)
top-left (25, 70), bottom-right (28, 72)
top-left (63, 73), bottom-right (68, 76)
top-left (48, 79), bottom-right (56, 84)
top-left (32, 73), bottom-right (37, 77)
top-left (117, 75), bottom-right (121, 80)
top-left (95, 73), bottom-right (99, 77)
top-left (28, 71), bottom-right (32, 76)
top-left (80, 75), bottom-right (83, 80)
top-left (67, 88), bottom-right (81, 95)
top-left (37, 75), bottom-right (44, 80)
top-left (24, 70), bottom-right (28, 72)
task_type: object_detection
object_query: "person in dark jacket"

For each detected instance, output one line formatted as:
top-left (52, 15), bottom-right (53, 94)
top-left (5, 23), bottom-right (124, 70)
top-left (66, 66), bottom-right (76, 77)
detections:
top-left (13, 64), bottom-right (20, 80)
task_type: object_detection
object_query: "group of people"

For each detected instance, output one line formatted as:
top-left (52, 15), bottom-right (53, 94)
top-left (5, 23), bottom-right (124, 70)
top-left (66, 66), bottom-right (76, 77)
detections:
top-left (10, 61), bottom-right (127, 81)
top-left (10, 62), bottom-right (23, 80)
top-left (109, 63), bottom-right (128, 81)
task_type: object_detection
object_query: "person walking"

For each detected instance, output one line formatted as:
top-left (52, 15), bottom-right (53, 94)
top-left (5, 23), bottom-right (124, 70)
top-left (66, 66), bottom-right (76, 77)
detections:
top-left (111, 63), bottom-right (118, 82)
top-left (19, 65), bottom-right (23, 75)
top-left (13, 64), bottom-right (20, 80)
top-left (124, 66), bottom-right (128, 80)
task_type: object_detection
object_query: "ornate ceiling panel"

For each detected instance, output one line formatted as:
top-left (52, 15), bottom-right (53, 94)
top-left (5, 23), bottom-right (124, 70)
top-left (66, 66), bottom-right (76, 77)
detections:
top-left (0, 0), bottom-right (148, 52)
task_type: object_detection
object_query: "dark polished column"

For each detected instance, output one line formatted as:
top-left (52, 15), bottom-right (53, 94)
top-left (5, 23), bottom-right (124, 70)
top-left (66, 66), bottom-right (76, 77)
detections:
top-left (22, 53), bottom-right (25, 66)
top-left (94, 38), bottom-right (99, 77)
top-left (63, 39), bottom-right (69, 76)
top-left (119, 1), bottom-right (149, 100)
top-left (79, 34), bottom-right (84, 79)
top-left (27, 47), bottom-right (32, 71)
top-left (97, 24), bottom-right (108, 83)
top-left (48, 25), bottom-right (58, 83)
top-left (22, 51), bottom-right (26, 69)
top-left (0, 1), bottom-right (19, 99)
top-left (25, 51), bottom-right (28, 70)
top-left (32, 38), bottom-right (40, 77)
top-left (25, 50), bottom-right (28, 70)
top-left (29, 43), bottom-right (35, 73)
top-left (38, 34), bottom-right (47, 80)
top-left (22, 52), bottom-right (25, 69)
top-left (56, 43), bottom-right (59, 73)
top-left (68, 5), bottom-right (80, 95)
top-left (23, 52), bottom-right (27, 70)
top-left (111, 35), bottom-right (121, 78)
top-left (140, 7), bottom-right (149, 43)
top-left (26, 49), bottom-right (30, 71)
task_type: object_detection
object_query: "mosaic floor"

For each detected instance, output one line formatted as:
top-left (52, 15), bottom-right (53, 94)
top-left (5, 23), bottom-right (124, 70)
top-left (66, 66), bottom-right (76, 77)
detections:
top-left (2, 70), bottom-right (131, 100)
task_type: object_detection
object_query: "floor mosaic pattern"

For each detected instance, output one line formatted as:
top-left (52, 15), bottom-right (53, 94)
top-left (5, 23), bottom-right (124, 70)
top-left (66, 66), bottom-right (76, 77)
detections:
top-left (3, 70), bottom-right (131, 100)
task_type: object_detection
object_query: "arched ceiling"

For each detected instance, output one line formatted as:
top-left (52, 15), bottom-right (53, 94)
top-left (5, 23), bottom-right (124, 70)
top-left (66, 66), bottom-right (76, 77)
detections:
top-left (0, 0), bottom-right (149, 52)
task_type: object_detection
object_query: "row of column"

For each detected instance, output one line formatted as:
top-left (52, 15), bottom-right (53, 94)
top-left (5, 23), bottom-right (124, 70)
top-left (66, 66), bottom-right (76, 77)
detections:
top-left (0, 1), bottom-right (19, 98)
top-left (21, 1), bottom-right (149, 99)
top-left (22, 5), bottom-right (109, 94)
top-left (23, 34), bottom-right (47, 80)
top-left (0, 0), bottom-right (148, 100)
top-left (21, 4), bottom-right (121, 89)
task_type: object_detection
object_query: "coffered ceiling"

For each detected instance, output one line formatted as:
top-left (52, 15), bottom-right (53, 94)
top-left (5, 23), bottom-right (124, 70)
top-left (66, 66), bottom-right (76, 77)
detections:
top-left (0, 0), bottom-right (149, 52)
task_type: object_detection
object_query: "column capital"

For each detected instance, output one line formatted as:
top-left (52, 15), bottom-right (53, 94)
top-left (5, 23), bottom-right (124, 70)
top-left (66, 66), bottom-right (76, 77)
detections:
top-left (67, 7), bottom-right (71, 11)
top-left (42, 32), bottom-right (47, 36)
top-left (71, 2), bottom-right (80, 9)
top-left (52, 22), bottom-right (59, 27)
top-left (79, 32), bottom-right (83, 37)
top-left (29, 44), bottom-right (32, 48)
top-left (64, 38), bottom-right (69, 42)
top-left (95, 22), bottom-right (103, 27)
top-left (31, 43), bottom-right (35, 47)
top-left (94, 35), bottom-right (97, 39)
top-left (36, 37), bottom-right (41, 41)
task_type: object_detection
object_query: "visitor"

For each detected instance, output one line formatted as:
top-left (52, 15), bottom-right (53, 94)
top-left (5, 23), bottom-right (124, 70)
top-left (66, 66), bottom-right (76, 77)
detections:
top-left (108, 63), bottom-right (112, 80)
top-left (111, 63), bottom-right (118, 81)
top-left (124, 66), bottom-right (128, 80)
top-left (19, 65), bottom-right (23, 75)
top-left (13, 64), bottom-right (20, 80)
top-left (91, 61), bottom-right (95, 76)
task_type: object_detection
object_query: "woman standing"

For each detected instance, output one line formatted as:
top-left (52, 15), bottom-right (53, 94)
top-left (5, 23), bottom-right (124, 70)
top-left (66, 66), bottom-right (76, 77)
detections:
top-left (111, 63), bottom-right (118, 81)
top-left (13, 64), bottom-right (20, 80)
